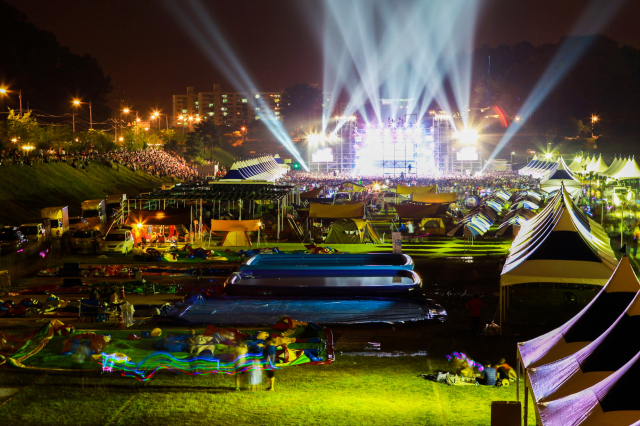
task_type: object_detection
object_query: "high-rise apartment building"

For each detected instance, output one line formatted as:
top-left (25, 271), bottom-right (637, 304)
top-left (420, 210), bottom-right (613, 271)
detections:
top-left (172, 85), bottom-right (282, 129)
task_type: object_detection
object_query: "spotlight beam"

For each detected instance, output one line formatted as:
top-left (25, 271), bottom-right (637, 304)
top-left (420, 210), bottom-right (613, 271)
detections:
top-left (486, 0), bottom-right (627, 168)
top-left (167, 0), bottom-right (309, 171)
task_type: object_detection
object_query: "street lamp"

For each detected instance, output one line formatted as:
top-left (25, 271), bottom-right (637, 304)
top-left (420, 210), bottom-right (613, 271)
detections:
top-left (151, 111), bottom-right (169, 131)
top-left (0, 87), bottom-right (23, 118)
top-left (123, 108), bottom-right (139, 136)
top-left (72, 99), bottom-right (93, 130)
top-left (511, 151), bottom-right (515, 164)
top-left (591, 115), bottom-right (599, 138)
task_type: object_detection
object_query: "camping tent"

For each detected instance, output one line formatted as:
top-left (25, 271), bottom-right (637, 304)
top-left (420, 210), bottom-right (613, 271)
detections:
top-left (518, 160), bottom-right (558, 181)
top-left (603, 157), bottom-right (628, 177)
top-left (324, 219), bottom-right (380, 244)
top-left (210, 219), bottom-right (260, 247)
top-left (300, 187), bottom-right (324, 199)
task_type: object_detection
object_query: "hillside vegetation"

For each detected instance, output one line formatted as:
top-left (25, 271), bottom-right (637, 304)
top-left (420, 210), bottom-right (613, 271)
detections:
top-left (0, 162), bottom-right (165, 226)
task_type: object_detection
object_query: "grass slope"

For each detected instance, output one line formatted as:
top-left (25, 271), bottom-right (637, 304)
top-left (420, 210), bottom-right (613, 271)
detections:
top-left (0, 162), bottom-right (164, 226)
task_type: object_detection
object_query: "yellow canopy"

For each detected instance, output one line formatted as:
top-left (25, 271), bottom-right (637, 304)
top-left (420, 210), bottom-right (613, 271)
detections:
top-left (412, 192), bottom-right (457, 203)
top-left (210, 219), bottom-right (260, 232)
top-left (309, 203), bottom-right (365, 218)
top-left (396, 184), bottom-right (436, 195)
top-left (339, 182), bottom-right (366, 192)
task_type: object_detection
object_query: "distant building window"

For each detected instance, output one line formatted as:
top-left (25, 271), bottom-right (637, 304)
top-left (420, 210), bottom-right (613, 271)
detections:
top-left (182, 109), bottom-right (187, 113)
top-left (196, 106), bottom-right (199, 109)
top-left (208, 112), bottom-right (214, 116)
top-left (196, 113), bottom-right (199, 117)
top-left (255, 94), bottom-right (260, 98)
top-left (195, 101), bottom-right (199, 105)
top-left (221, 107), bottom-right (227, 111)
top-left (242, 99), bottom-right (247, 103)
top-left (274, 94), bottom-right (280, 98)
top-left (223, 112), bottom-right (228, 116)
top-left (222, 99), bottom-right (227, 103)
top-left (222, 94), bottom-right (227, 98)
top-left (255, 116), bottom-right (260, 120)
top-left (209, 103), bottom-right (214, 107)
top-left (275, 98), bottom-right (280, 102)
top-left (275, 112), bottom-right (280, 115)
top-left (255, 107), bottom-right (260, 111)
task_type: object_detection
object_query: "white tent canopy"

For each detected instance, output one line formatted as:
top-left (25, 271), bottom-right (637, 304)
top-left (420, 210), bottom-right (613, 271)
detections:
top-left (608, 157), bottom-right (640, 180)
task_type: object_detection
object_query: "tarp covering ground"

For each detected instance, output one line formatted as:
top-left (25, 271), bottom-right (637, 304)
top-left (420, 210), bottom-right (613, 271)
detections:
top-left (1, 319), bottom-right (334, 382)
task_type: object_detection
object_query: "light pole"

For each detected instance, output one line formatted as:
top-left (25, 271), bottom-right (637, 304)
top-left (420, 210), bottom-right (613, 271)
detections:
top-left (0, 88), bottom-right (22, 118)
top-left (73, 99), bottom-right (92, 130)
top-left (591, 115), bottom-right (599, 138)
top-left (123, 108), bottom-right (139, 136)
top-left (511, 151), bottom-right (515, 164)
top-left (151, 111), bottom-right (168, 131)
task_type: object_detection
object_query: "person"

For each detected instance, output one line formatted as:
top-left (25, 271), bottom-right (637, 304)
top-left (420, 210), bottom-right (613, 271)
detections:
top-left (406, 221), bottom-right (415, 242)
top-left (495, 358), bottom-right (517, 381)
top-left (263, 337), bottom-right (277, 391)
top-left (109, 288), bottom-right (123, 306)
top-left (476, 362), bottom-right (496, 386)
top-left (465, 294), bottom-right (485, 335)
top-left (632, 223), bottom-right (640, 259)
top-left (234, 344), bottom-right (249, 391)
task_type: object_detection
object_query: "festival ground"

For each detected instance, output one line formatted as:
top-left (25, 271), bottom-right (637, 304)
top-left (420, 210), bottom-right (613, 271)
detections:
top-left (0, 236), bottom-right (607, 425)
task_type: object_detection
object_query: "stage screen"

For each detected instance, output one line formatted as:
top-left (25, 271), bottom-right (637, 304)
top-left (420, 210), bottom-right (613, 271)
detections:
top-left (456, 147), bottom-right (479, 161)
top-left (312, 148), bottom-right (334, 162)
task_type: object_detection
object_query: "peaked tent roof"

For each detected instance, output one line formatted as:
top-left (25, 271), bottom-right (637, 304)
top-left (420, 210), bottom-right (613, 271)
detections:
top-left (530, 278), bottom-right (640, 403)
top-left (537, 348), bottom-right (640, 426)
top-left (609, 157), bottom-right (640, 180)
top-left (501, 184), bottom-right (616, 288)
top-left (604, 157), bottom-right (628, 177)
top-left (541, 157), bottom-right (583, 200)
top-left (568, 156), bottom-right (586, 173)
top-left (600, 156), bottom-right (620, 176)
top-left (585, 155), bottom-right (609, 173)
top-left (517, 256), bottom-right (638, 369)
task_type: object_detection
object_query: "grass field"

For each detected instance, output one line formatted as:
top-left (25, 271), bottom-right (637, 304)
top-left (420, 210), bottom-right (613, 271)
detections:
top-left (0, 162), bottom-right (164, 226)
top-left (0, 356), bottom-right (537, 426)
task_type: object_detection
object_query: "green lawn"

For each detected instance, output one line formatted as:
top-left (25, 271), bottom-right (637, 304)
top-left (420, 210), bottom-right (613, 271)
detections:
top-left (0, 356), bottom-right (536, 426)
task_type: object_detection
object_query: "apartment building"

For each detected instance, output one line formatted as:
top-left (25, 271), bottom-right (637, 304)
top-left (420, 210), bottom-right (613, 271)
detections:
top-left (172, 84), bottom-right (282, 128)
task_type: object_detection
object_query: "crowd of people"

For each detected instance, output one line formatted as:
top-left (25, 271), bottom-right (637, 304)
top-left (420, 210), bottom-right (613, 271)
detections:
top-left (280, 170), bottom-right (540, 199)
top-left (103, 149), bottom-right (199, 180)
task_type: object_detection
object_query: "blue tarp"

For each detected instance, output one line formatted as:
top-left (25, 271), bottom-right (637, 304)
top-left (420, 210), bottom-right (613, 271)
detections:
top-left (164, 296), bottom-right (444, 325)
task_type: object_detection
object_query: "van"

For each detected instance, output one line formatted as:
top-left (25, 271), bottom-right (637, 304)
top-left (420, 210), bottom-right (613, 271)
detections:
top-left (18, 223), bottom-right (46, 242)
top-left (100, 229), bottom-right (134, 255)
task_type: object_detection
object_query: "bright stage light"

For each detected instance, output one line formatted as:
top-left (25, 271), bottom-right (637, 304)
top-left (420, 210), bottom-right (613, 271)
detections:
top-left (545, 153), bottom-right (552, 159)
top-left (456, 128), bottom-right (478, 145)
top-left (514, 116), bottom-right (521, 122)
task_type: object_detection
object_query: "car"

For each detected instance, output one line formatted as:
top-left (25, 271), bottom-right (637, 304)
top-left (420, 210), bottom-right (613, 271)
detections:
top-left (18, 223), bottom-right (46, 242)
top-left (69, 217), bottom-right (89, 232)
top-left (100, 229), bottom-right (135, 255)
top-left (0, 228), bottom-right (29, 254)
top-left (70, 229), bottom-right (103, 253)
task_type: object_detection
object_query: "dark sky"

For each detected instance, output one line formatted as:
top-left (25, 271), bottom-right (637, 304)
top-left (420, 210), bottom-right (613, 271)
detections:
top-left (6, 0), bottom-right (640, 117)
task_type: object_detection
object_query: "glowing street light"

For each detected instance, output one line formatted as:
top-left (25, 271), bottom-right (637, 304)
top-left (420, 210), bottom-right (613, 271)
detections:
top-left (0, 87), bottom-right (23, 118)
top-left (151, 111), bottom-right (169, 131)
top-left (72, 99), bottom-right (93, 130)
top-left (591, 115), bottom-right (599, 138)
top-left (514, 116), bottom-right (521, 122)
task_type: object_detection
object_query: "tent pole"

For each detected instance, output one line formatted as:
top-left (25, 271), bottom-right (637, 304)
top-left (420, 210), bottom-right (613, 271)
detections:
top-left (277, 199), bottom-right (281, 241)
top-left (524, 370), bottom-right (529, 426)
top-left (516, 350), bottom-right (520, 402)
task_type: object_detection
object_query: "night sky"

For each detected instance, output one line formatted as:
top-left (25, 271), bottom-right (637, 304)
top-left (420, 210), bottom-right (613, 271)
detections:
top-left (7, 0), bottom-right (640, 117)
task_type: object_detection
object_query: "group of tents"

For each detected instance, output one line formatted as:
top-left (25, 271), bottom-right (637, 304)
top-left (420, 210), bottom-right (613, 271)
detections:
top-left (446, 189), bottom-right (511, 237)
top-left (497, 184), bottom-right (639, 424)
top-left (567, 154), bottom-right (640, 180)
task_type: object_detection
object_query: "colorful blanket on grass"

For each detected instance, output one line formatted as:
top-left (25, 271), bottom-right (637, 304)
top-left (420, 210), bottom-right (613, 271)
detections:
top-left (0, 320), bottom-right (334, 381)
